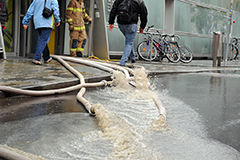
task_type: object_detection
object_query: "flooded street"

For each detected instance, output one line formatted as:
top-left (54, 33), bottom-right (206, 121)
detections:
top-left (150, 70), bottom-right (240, 152)
top-left (0, 70), bottom-right (240, 159)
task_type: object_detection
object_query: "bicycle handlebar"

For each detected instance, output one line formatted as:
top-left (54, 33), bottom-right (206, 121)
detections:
top-left (143, 25), bottom-right (181, 43)
top-left (146, 25), bottom-right (154, 32)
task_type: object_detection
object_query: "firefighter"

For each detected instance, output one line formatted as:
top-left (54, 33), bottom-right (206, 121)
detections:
top-left (66, 0), bottom-right (92, 57)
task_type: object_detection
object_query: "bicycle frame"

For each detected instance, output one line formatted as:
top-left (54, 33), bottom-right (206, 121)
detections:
top-left (145, 33), bottom-right (171, 56)
top-left (137, 25), bottom-right (181, 62)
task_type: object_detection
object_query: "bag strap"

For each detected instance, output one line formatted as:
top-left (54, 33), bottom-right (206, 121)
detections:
top-left (44, 0), bottom-right (46, 7)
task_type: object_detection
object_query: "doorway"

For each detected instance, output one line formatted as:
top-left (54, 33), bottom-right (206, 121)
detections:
top-left (18, 0), bottom-right (65, 58)
top-left (63, 0), bottom-right (94, 57)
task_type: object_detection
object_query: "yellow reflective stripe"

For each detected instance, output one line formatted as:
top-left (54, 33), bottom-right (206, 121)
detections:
top-left (77, 48), bottom-right (84, 52)
top-left (73, 8), bottom-right (84, 12)
top-left (67, 7), bottom-right (74, 11)
top-left (73, 26), bottom-right (85, 31)
top-left (84, 14), bottom-right (88, 18)
top-left (70, 48), bottom-right (77, 51)
top-left (67, 19), bottom-right (73, 22)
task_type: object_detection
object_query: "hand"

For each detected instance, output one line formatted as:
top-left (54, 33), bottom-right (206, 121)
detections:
top-left (88, 18), bottom-right (92, 24)
top-left (69, 25), bottom-right (73, 31)
top-left (139, 28), bottom-right (144, 34)
top-left (108, 24), bottom-right (114, 31)
top-left (55, 22), bottom-right (60, 27)
top-left (23, 24), bottom-right (28, 30)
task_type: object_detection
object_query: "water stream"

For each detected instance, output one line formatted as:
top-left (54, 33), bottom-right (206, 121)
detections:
top-left (0, 69), bottom-right (240, 159)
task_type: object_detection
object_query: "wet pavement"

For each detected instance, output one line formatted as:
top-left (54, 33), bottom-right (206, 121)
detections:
top-left (1, 56), bottom-right (240, 160)
top-left (1, 56), bottom-right (240, 98)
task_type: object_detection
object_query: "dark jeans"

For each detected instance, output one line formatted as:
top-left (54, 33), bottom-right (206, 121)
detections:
top-left (33, 28), bottom-right (52, 61)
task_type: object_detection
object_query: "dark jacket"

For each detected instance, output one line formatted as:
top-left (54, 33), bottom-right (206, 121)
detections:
top-left (108, 0), bottom-right (148, 29)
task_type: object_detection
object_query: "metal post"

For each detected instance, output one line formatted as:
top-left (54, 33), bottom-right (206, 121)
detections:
top-left (224, 0), bottom-right (233, 66)
top-left (0, 23), bottom-right (6, 59)
top-left (213, 32), bottom-right (219, 67)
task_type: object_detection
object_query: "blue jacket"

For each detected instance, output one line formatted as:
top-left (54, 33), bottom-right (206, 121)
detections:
top-left (22, 0), bottom-right (61, 29)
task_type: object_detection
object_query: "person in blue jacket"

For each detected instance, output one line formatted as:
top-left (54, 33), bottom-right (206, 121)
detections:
top-left (22, 0), bottom-right (61, 65)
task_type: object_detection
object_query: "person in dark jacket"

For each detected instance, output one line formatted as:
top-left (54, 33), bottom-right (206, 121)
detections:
top-left (108, 0), bottom-right (148, 66)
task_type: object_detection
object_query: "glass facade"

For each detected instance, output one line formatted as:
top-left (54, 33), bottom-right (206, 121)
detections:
top-left (175, 0), bottom-right (240, 56)
top-left (105, 0), bottom-right (164, 53)
top-left (2, 0), bottom-right (240, 58)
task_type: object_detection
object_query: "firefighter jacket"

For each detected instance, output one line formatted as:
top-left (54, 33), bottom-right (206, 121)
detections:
top-left (66, 0), bottom-right (91, 32)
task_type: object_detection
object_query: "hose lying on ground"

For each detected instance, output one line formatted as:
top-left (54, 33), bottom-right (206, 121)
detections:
top-left (0, 81), bottom-right (111, 96)
top-left (0, 55), bottom-right (167, 119)
top-left (0, 56), bottom-right (167, 160)
top-left (0, 146), bottom-right (32, 160)
top-left (52, 55), bottom-right (102, 115)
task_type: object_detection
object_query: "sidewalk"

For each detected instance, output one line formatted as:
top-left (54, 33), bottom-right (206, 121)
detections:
top-left (1, 56), bottom-right (240, 98)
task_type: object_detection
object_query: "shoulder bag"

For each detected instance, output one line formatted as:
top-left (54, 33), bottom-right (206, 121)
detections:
top-left (42, 0), bottom-right (53, 18)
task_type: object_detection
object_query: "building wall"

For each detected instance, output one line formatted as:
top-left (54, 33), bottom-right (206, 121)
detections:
top-left (3, 0), bottom-right (240, 58)
top-left (175, 0), bottom-right (240, 57)
top-left (105, 0), bottom-right (164, 55)
top-left (106, 0), bottom-right (240, 58)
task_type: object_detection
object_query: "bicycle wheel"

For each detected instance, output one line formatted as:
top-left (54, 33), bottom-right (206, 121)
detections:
top-left (179, 44), bottom-right (193, 63)
top-left (163, 43), bottom-right (180, 63)
top-left (137, 41), bottom-right (158, 61)
top-left (230, 44), bottom-right (239, 60)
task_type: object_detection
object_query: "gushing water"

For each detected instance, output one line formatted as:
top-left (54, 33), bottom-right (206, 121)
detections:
top-left (92, 67), bottom-right (166, 159)
top-left (1, 68), bottom-right (240, 160)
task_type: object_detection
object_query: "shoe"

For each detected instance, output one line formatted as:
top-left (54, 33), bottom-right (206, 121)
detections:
top-left (76, 52), bottom-right (83, 57)
top-left (131, 59), bottom-right (136, 63)
top-left (32, 59), bottom-right (43, 65)
top-left (120, 64), bottom-right (126, 67)
top-left (45, 57), bottom-right (52, 63)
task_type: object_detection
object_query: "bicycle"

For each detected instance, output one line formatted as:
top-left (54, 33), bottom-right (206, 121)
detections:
top-left (228, 37), bottom-right (239, 60)
top-left (166, 35), bottom-right (193, 63)
top-left (137, 25), bottom-right (180, 63)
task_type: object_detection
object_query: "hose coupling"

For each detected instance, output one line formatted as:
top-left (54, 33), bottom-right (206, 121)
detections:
top-left (101, 80), bottom-right (108, 86)
top-left (159, 113), bottom-right (166, 120)
top-left (89, 106), bottom-right (96, 116)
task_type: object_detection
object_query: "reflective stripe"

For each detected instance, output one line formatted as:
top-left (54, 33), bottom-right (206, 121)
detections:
top-left (67, 7), bottom-right (74, 11)
top-left (67, 18), bottom-right (73, 22)
top-left (70, 48), bottom-right (77, 51)
top-left (77, 48), bottom-right (84, 52)
top-left (73, 8), bottom-right (84, 12)
top-left (84, 13), bottom-right (88, 18)
top-left (74, 26), bottom-right (85, 31)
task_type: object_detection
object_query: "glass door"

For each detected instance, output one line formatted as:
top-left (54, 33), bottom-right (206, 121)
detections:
top-left (19, 0), bottom-right (38, 58)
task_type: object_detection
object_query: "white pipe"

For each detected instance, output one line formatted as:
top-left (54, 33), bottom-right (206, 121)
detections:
top-left (0, 146), bottom-right (32, 160)
top-left (58, 55), bottom-right (133, 79)
top-left (0, 56), bottom-right (166, 119)
top-left (53, 55), bottom-right (112, 115)
top-left (55, 55), bottom-right (136, 90)
top-left (56, 56), bottom-right (115, 74)
top-left (0, 56), bottom-right (167, 160)
top-left (152, 95), bottom-right (167, 120)
top-left (0, 81), bottom-right (110, 96)
top-left (93, 61), bottom-right (132, 79)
